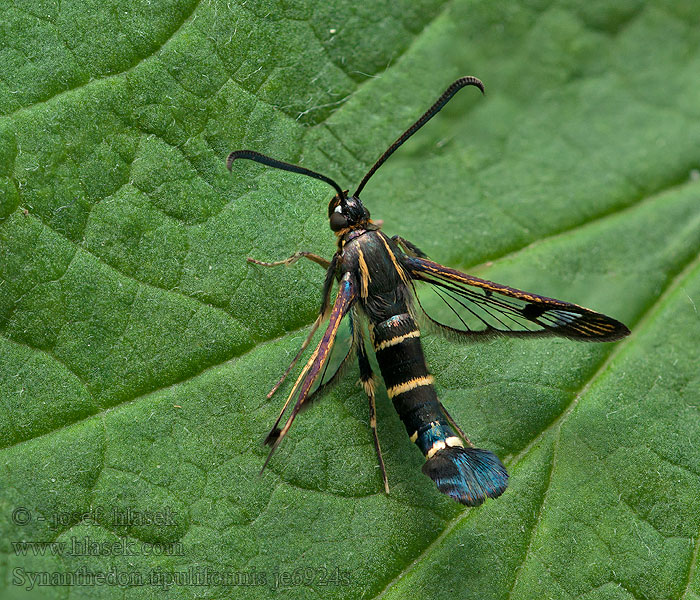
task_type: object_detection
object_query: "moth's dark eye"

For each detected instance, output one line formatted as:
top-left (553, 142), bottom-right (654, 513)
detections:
top-left (330, 212), bottom-right (348, 231)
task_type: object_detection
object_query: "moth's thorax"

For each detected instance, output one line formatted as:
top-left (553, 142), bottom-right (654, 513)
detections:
top-left (338, 227), bottom-right (369, 249)
top-left (339, 231), bottom-right (411, 323)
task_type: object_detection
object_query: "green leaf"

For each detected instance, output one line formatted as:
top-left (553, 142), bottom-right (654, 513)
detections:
top-left (1, 1), bottom-right (699, 599)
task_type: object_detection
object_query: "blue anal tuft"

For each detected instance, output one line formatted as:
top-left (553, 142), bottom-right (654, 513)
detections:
top-left (422, 446), bottom-right (508, 506)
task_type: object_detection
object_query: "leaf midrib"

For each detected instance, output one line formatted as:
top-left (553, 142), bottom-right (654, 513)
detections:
top-left (3, 175), bottom-right (697, 453)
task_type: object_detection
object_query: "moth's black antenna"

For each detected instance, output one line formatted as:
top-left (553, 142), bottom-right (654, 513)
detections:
top-left (227, 150), bottom-right (345, 198)
top-left (354, 76), bottom-right (484, 197)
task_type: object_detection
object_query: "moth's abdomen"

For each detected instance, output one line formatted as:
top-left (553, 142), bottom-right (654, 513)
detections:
top-left (372, 313), bottom-right (508, 505)
top-left (372, 313), bottom-right (442, 442)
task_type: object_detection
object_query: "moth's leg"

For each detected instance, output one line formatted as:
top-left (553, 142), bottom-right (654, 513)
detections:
top-left (357, 332), bottom-right (390, 494)
top-left (247, 251), bottom-right (330, 270)
top-left (265, 255), bottom-right (339, 399)
top-left (264, 335), bottom-right (317, 447)
top-left (266, 315), bottom-right (321, 399)
top-left (439, 401), bottom-right (473, 447)
top-left (391, 236), bottom-right (428, 259)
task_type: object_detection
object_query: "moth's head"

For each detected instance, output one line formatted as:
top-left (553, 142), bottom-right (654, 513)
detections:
top-left (327, 193), bottom-right (370, 232)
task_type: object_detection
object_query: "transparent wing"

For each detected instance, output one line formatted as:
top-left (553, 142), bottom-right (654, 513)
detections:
top-left (305, 309), bottom-right (358, 405)
top-left (262, 274), bottom-right (357, 470)
top-left (403, 256), bottom-right (630, 341)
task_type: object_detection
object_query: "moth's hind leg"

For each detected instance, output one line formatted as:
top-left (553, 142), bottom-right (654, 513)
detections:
top-left (247, 251), bottom-right (330, 269)
top-left (253, 254), bottom-right (338, 398)
top-left (357, 336), bottom-right (390, 494)
top-left (266, 315), bottom-right (322, 399)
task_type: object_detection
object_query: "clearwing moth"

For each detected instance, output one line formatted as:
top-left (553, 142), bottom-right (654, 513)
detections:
top-left (227, 77), bottom-right (630, 506)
